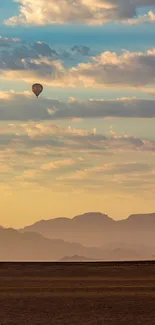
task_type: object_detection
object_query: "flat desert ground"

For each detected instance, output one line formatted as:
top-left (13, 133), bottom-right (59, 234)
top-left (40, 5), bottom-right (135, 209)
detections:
top-left (0, 261), bottom-right (155, 324)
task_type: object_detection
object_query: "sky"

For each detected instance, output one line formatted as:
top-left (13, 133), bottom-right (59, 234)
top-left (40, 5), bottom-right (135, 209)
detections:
top-left (1, 0), bottom-right (155, 228)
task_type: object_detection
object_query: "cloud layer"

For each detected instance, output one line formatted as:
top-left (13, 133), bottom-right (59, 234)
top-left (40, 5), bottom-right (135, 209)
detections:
top-left (1, 119), bottom-right (155, 196)
top-left (5, 0), bottom-right (155, 26)
top-left (1, 2), bottom-right (155, 226)
top-left (1, 43), bottom-right (155, 90)
top-left (1, 91), bottom-right (155, 120)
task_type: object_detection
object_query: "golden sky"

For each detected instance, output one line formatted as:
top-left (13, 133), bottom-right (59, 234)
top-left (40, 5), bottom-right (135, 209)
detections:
top-left (1, 1), bottom-right (155, 227)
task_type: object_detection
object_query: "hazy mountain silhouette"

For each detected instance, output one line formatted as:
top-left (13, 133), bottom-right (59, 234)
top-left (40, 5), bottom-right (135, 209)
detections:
top-left (1, 212), bottom-right (155, 261)
top-left (0, 227), bottom-right (106, 261)
top-left (0, 226), bottom-right (154, 261)
top-left (19, 212), bottom-right (155, 248)
top-left (59, 255), bottom-right (96, 262)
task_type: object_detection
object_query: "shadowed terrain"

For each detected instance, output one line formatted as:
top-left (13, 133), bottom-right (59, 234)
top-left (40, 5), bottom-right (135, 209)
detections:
top-left (0, 262), bottom-right (155, 324)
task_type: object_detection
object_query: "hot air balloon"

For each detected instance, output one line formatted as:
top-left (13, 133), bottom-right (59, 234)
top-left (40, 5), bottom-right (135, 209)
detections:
top-left (32, 83), bottom-right (43, 98)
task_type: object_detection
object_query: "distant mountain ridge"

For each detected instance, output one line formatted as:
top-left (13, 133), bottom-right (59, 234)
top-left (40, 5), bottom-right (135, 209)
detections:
top-left (0, 227), bottom-right (105, 261)
top-left (59, 255), bottom-right (96, 262)
top-left (18, 212), bottom-right (155, 247)
top-left (20, 212), bottom-right (155, 228)
top-left (0, 226), bottom-right (154, 262)
top-left (0, 212), bottom-right (154, 261)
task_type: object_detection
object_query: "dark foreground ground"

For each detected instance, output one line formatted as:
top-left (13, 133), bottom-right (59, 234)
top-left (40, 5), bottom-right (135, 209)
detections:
top-left (0, 261), bottom-right (155, 325)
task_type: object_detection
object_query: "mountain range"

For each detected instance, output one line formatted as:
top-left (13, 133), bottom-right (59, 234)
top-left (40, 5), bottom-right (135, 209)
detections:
top-left (0, 212), bottom-right (155, 261)
top-left (20, 212), bottom-right (155, 247)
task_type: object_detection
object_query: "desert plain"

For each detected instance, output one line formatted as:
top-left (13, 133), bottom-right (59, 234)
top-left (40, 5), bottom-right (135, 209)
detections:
top-left (0, 261), bottom-right (155, 324)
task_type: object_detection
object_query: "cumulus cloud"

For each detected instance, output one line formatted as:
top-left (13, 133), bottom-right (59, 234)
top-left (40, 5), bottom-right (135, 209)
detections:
top-left (0, 36), bottom-right (91, 83)
top-left (1, 48), bottom-right (155, 89)
top-left (68, 49), bottom-right (155, 88)
top-left (127, 10), bottom-right (155, 25)
top-left (4, 0), bottom-right (155, 26)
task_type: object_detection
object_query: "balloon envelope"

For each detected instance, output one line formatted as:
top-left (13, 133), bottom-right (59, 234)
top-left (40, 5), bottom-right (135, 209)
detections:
top-left (32, 84), bottom-right (43, 97)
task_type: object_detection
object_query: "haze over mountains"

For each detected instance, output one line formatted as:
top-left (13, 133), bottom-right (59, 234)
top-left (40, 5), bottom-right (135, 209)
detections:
top-left (0, 212), bottom-right (155, 261)
top-left (20, 212), bottom-right (155, 247)
top-left (59, 255), bottom-right (96, 262)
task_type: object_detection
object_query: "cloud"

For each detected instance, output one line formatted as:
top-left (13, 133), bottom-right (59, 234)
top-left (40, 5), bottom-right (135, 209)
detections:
top-left (0, 36), bottom-right (21, 47)
top-left (0, 90), bottom-right (55, 120)
top-left (51, 97), bottom-right (155, 119)
top-left (4, 0), bottom-right (155, 26)
top-left (18, 169), bottom-right (39, 180)
top-left (68, 49), bottom-right (155, 88)
top-left (143, 87), bottom-right (155, 96)
top-left (0, 162), bottom-right (11, 173)
top-left (40, 159), bottom-right (76, 171)
top-left (127, 10), bottom-right (155, 25)
top-left (1, 91), bottom-right (155, 121)
top-left (0, 37), bottom-right (91, 82)
top-left (56, 161), bottom-right (155, 194)
top-left (1, 48), bottom-right (155, 89)
top-left (1, 119), bottom-right (155, 157)
top-left (58, 162), bottom-right (152, 180)
top-left (1, 120), bottom-right (155, 194)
